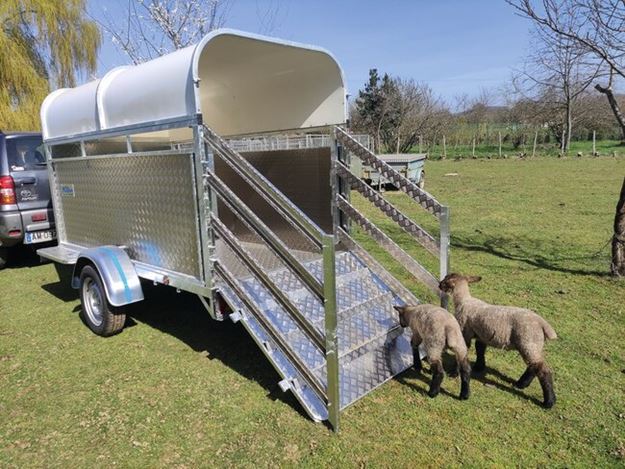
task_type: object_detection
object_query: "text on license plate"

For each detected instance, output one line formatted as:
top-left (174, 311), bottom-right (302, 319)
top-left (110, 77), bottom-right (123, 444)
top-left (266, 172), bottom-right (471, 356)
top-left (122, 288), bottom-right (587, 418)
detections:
top-left (24, 230), bottom-right (56, 244)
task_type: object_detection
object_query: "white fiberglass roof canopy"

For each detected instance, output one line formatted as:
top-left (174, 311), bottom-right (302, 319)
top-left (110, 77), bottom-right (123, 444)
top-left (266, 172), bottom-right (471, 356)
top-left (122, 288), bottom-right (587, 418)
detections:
top-left (41, 29), bottom-right (347, 141)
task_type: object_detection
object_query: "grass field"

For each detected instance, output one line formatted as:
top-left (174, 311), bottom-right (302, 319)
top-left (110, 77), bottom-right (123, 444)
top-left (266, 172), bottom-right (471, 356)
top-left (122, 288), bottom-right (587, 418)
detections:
top-left (1, 156), bottom-right (625, 467)
top-left (423, 139), bottom-right (625, 160)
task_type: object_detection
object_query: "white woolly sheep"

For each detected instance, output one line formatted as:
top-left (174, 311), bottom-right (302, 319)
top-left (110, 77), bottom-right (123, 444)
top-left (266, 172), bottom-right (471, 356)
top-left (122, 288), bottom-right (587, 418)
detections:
top-left (394, 304), bottom-right (471, 400)
top-left (439, 273), bottom-right (557, 408)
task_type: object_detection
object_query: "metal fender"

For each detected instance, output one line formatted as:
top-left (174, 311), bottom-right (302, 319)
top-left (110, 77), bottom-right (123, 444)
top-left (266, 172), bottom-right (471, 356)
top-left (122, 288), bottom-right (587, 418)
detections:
top-left (71, 246), bottom-right (144, 307)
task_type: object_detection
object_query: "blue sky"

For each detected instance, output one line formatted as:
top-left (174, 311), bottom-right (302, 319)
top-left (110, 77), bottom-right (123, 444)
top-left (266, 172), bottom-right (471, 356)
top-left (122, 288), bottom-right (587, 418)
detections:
top-left (88, 0), bottom-right (532, 104)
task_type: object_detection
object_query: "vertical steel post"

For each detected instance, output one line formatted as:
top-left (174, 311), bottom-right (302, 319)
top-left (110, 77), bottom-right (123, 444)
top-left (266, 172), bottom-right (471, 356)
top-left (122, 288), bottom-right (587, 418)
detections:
top-left (334, 132), bottom-right (350, 233)
top-left (322, 233), bottom-right (339, 432)
top-left (193, 125), bottom-right (218, 319)
top-left (439, 206), bottom-right (450, 309)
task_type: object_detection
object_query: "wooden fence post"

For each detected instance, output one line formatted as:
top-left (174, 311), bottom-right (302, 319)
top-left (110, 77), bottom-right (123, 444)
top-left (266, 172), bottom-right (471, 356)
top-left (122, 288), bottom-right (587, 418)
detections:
top-left (593, 130), bottom-right (597, 156)
top-left (498, 131), bottom-right (502, 158)
top-left (472, 137), bottom-right (476, 158)
top-left (442, 135), bottom-right (447, 160)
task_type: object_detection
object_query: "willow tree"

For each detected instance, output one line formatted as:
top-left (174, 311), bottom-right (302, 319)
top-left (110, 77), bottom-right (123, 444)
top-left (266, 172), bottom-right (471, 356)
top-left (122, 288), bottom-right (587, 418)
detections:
top-left (0, 0), bottom-right (100, 130)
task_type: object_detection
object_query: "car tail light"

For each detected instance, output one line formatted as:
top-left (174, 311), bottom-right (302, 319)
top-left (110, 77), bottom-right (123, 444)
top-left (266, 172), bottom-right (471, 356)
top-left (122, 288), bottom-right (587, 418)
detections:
top-left (0, 176), bottom-right (16, 205)
top-left (32, 212), bottom-right (46, 222)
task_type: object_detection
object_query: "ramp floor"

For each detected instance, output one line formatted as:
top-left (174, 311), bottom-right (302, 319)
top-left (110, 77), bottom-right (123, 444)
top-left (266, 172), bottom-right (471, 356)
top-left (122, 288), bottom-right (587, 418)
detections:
top-left (216, 246), bottom-right (414, 422)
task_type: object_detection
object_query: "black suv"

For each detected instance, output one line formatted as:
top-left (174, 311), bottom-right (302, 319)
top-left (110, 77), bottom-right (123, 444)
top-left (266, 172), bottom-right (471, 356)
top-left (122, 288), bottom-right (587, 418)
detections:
top-left (0, 132), bottom-right (55, 268)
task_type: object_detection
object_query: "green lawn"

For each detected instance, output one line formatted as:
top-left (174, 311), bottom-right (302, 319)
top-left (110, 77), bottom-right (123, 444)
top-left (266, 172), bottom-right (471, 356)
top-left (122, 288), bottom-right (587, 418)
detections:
top-left (1, 157), bottom-right (625, 467)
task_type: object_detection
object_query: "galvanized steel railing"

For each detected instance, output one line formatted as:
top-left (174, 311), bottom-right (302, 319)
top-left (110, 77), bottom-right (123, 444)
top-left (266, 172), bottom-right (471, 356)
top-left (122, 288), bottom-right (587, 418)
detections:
top-left (334, 126), bottom-right (450, 305)
top-left (226, 133), bottom-right (371, 153)
top-left (201, 126), bottom-right (341, 431)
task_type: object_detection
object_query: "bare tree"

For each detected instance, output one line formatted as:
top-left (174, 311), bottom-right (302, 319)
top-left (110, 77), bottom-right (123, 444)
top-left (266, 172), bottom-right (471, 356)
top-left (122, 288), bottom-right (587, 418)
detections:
top-left (509, 0), bottom-right (625, 274)
top-left (612, 177), bottom-right (625, 277)
top-left (508, 0), bottom-right (625, 140)
top-left (383, 79), bottom-right (447, 153)
top-left (96, 0), bottom-right (234, 64)
top-left (513, 10), bottom-right (598, 152)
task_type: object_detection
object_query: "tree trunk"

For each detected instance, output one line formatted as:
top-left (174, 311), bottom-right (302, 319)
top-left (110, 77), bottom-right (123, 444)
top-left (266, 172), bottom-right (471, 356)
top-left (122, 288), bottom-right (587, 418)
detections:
top-left (565, 103), bottom-right (572, 152)
top-left (611, 176), bottom-right (625, 277)
top-left (595, 83), bottom-right (625, 141)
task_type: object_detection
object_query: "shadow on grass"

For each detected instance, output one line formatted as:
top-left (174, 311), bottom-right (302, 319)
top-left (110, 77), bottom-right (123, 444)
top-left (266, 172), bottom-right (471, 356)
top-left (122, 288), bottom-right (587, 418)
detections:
top-left (3, 245), bottom-right (50, 269)
top-left (40, 278), bottom-right (308, 418)
top-left (471, 366), bottom-right (543, 407)
top-left (41, 281), bottom-right (79, 302)
top-left (123, 283), bottom-right (309, 419)
top-left (396, 354), bottom-right (544, 406)
top-left (395, 353), bottom-right (464, 401)
top-left (453, 232), bottom-right (610, 277)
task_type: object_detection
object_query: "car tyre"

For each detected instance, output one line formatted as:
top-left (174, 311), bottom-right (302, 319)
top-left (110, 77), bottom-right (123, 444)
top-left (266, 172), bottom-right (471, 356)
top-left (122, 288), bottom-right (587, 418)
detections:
top-left (0, 247), bottom-right (8, 270)
top-left (79, 265), bottom-right (126, 336)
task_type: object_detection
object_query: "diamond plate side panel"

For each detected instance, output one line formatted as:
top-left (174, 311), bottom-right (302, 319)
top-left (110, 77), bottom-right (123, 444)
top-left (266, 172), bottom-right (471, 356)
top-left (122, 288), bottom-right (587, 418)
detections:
top-left (53, 154), bottom-right (201, 278)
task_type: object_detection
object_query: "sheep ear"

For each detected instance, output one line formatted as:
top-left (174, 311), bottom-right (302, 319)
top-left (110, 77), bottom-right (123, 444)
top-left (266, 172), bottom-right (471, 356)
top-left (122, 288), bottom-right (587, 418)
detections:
top-left (393, 305), bottom-right (404, 313)
top-left (467, 275), bottom-right (482, 283)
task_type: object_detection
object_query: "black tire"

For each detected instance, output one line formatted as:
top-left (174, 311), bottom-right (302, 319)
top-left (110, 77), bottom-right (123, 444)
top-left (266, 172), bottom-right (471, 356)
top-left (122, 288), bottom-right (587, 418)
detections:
top-left (0, 247), bottom-right (8, 270)
top-left (79, 265), bottom-right (126, 336)
top-left (418, 171), bottom-right (425, 190)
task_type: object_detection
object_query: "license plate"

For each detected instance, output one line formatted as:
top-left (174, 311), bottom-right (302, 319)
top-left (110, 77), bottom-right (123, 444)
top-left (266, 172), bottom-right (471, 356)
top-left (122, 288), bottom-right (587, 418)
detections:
top-left (24, 229), bottom-right (56, 244)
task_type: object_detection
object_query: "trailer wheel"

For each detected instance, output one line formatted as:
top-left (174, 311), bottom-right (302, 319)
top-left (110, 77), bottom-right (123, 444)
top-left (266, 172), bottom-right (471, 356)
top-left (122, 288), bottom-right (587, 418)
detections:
top-left (418, 171), bottom-right (425, 190)
top-left (79, 265), bottom-right (126, 336)
top-left (0, 247), bottom-right (8, 270)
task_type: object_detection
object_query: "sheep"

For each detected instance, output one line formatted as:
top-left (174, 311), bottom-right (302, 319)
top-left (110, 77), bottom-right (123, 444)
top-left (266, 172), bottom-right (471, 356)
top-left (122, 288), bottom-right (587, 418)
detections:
top-left (439, 273), bottom-right (557, 408)
top-left (394, 304), bottom-right (471, 400)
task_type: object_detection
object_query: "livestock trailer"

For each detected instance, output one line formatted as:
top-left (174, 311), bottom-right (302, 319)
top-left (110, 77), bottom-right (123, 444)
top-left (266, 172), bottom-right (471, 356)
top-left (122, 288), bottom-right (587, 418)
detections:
top-left (38, 29), bottom-right (449, 431)
top-left (364, 153), bottom-right (427, 189)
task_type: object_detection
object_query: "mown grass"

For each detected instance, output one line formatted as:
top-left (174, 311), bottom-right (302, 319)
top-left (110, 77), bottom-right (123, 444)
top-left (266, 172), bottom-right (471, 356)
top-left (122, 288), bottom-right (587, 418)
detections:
top-left (1, 156), bottom-right (625, 467)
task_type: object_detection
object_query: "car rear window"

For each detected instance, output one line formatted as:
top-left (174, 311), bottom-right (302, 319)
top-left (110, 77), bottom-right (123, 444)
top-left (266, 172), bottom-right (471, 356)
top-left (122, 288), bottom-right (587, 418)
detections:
top-left (6, 137), bottom-right (45, 170)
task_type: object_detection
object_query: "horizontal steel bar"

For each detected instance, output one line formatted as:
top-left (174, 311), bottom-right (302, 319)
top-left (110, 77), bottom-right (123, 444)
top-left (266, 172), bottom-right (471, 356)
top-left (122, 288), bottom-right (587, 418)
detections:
top-left (49, 149), bottom-right (192, 164)
top-left (203, 126), bottom-right (325, 248)
top-left (45, 115), bottom-right (201, 145)
top-left (207, 171), bottom-right (325, 302)
top-left (336, 197), bottom-right (441, 295)
top-left (213, 261), bottom-right (328, 401)
top-left (212, 217), bottom-right (327, 353)
top-left (336, 162), bottom-right (440, 256)
top-left (335, 126), bottom-right (444, 218)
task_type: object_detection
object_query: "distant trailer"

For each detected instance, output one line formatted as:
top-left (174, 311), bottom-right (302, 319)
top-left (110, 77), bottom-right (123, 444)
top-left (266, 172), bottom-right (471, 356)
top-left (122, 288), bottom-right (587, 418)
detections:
top-left (356, 153), bottom-right (427, 189)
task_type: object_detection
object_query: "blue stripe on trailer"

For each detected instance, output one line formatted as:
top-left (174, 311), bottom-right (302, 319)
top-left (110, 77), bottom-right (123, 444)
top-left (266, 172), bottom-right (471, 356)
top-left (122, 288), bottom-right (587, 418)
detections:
top-left (102, 247), bottom-right (132, 304)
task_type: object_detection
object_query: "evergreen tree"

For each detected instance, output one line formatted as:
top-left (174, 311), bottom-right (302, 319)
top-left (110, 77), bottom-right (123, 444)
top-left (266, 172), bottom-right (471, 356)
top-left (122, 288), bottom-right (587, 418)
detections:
top-left (0, 0), bottom-right (100, 130)
top-left (355, 69), bottom-right (396, 152)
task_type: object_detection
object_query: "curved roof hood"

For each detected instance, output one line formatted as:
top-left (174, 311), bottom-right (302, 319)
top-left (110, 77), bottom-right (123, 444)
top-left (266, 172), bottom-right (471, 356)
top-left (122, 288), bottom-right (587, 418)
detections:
top-left (41, 29), bottom-right (347, 141)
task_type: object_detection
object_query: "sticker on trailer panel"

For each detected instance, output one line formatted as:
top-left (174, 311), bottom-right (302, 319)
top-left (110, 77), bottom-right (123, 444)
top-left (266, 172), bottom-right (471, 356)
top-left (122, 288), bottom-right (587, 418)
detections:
top-left (60, 184), bottom-right (75, 197)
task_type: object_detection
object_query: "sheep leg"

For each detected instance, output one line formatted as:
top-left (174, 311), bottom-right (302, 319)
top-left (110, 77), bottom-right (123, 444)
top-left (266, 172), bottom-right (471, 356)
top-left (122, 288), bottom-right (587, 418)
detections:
top-left (514, 366), bottom-right (536, 389)
top-left (458, 355), bottom-right (471, 400)
top-left (474, 340), bottom-right (487, 373)
top-left (428, 360), bottom-right (444, 398)
top-left (411, 335), bottom-right (423, 373)
top-left (536, 362), bottom-right (556, 408)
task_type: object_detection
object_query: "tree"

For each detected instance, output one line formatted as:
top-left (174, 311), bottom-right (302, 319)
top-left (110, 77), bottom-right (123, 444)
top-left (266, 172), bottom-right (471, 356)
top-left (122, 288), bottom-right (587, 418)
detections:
top-left (513, 7), bottom-right (598, 153)
top-left (509, 0), bottom-right (625, 274)
top-left (382, 79), bottom-right (447, 153)
top-left (612, 176), bottom-right (625, 276)
top-left (0, 0), bottom-right (100, 130)
top-left (97, 0), bottom-right (232, 64)
top-left (352, 69), bottom-right (395, 153)
top-left (508, 0), bottom-right (625, 140)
